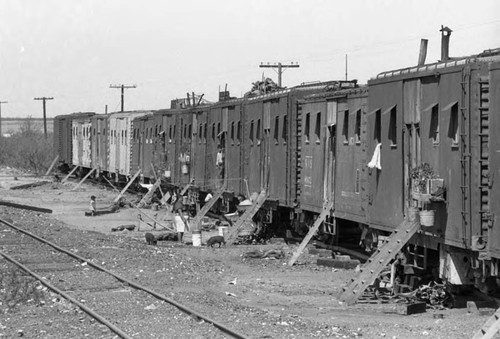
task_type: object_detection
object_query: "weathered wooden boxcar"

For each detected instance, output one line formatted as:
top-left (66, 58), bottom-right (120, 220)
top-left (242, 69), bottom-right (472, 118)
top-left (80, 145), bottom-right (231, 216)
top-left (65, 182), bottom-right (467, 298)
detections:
top-left (90, 114), bottom-right (109, 173)
top-left (366, 49), bottom-right (500, 288)
top-left (71, 113), bottom-right (96, 170)
top-left (53, 112), bottom-right (95, 169)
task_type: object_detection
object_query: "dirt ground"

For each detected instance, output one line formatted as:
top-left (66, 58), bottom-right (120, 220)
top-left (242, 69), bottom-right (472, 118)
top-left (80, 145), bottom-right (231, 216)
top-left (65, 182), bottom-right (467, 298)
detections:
top-left (0, 168), bottom-right (498, 339)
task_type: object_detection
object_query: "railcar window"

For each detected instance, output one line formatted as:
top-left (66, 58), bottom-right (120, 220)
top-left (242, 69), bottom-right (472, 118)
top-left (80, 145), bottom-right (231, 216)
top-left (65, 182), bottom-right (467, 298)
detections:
top-left (449, 103), bottom-right (459, 147)
top-left (204, 123), bottom-right (207, 143)
top-left (355, 109), bottom-right (361, 144)
top-left (430, 104), bottom-right (439, 145)
top-left (305, 113), bottom-right (310, 143)
top-left (231, 121), bottom-right (235, 144)
top-left (125, 130), bottom-right (127, 145)
top-left (169, 125), bottom-right (172, 142)
top-left (172, 124), bottom-right (176, 141)
top-left (274, 116), bottom-right (279, 144)
top-left (315, 112), bottom-right (321, 143)
top-left (217, 122), bottom-right (221, 137)
top-left (212, 123), bottom-right (216, 141)
top-left (375, 110), bottom-right (381, 143)
top-left (343, 110), bottom-right (349, 144)
top-left (282, 115), bottom-right (288, 143)
top-left (199, 124), bottom-right (203, 144)
top-left (389, 106), bottom-right (397, 146)
top-left (188, 124), bottom-right (192, 141)
top-left (237, 121), bottom-right (241, 144)
top-left (250, 120), bottom-right (254, 144)
top-left (256, 119), bottom-right (261, 144)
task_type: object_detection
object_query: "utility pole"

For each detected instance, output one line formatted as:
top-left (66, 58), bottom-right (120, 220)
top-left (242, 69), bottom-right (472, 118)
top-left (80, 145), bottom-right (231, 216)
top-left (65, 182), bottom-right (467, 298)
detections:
top-left (259, 62), bottom-right (299, 87)
top-left (0, 101), bottom-right (7, 137)
top-left (34, 97), bottom-right (53, 139)
top-left (109, 84), bottom-right (136, 112)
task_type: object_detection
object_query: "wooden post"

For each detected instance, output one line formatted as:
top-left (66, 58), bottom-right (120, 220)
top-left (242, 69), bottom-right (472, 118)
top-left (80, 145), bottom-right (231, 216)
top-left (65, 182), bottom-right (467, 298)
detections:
top-left (72, 168), bottom-right (96, 190)
top-left (114, 169), bottom-right (141, 203)
top-left (150, 163), bottom-right (164, 199)
top-left (61, 165), bottom-right (79, 183)
top-left (288, 201), bottom-right (334, 266)
top-left (44, 155), bottom-right (59, 176)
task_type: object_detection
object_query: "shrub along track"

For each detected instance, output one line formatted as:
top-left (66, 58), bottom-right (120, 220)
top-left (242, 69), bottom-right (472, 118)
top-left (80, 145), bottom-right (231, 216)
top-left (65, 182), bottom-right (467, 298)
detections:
top-left (0, 216), bottom-right (249, 339)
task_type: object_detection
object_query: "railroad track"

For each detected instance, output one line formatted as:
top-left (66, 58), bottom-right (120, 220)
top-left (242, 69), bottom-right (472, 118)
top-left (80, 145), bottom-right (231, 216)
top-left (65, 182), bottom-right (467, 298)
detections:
top-left (0, 216), bottom-right (248, 339)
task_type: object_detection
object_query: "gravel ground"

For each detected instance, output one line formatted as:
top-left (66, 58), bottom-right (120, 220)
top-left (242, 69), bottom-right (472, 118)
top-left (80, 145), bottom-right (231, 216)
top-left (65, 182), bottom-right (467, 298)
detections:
top-left (0, 169), bottom-right (497, 338)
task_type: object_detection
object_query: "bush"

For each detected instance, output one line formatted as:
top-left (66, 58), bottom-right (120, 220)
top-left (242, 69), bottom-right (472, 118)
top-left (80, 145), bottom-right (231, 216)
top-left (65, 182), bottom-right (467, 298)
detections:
top-left (0, 118), bottom-right (54, 175)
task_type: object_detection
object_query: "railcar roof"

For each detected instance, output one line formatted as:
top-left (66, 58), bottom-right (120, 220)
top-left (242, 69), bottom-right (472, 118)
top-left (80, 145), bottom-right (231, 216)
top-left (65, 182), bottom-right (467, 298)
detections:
top-left (374, 47), bottom-right (500, 80)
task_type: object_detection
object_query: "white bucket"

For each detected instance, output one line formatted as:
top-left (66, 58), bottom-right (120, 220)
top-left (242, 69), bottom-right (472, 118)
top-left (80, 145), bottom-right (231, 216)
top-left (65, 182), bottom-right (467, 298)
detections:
top-left (192, 231), bottom-right (201, 247)
top-left (218, 226), bottom-right (229, 237)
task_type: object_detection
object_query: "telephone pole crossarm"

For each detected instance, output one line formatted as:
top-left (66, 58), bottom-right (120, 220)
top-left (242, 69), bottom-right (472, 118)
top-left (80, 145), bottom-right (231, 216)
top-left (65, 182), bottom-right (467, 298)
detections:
top-left (110, 84), bottom-right (137, 112)
top-left (34, 97), bottom-right (54, 139)
top-left (259, 62), bottom-right (300, 87)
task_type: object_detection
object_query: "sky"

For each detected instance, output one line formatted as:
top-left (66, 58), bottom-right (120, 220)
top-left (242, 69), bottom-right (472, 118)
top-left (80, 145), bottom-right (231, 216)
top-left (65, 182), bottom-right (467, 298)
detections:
top-left (0, 0), bottom-right (499, 118)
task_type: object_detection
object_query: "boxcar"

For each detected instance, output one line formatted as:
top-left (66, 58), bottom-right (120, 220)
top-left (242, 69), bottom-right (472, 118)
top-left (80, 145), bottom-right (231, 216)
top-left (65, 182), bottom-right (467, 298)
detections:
top-left (366, 49), bottom-right (500, 287)
top-left (108, 111), bottom-right (151, 179)
top-left (71, 113), bottom-right (95, 170)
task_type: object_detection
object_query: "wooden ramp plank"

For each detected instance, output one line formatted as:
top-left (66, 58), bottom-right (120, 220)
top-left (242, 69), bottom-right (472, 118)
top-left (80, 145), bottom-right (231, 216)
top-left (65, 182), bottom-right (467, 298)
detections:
top-left (72, 168), bottom-right (96, 190)
top-left (114, 169), bottom-right (141, 202)
top-left (44, 155), bottom-right (59, 176)
top-left (189, 187), bottom-right (225, 231)
top-left (226, 189), bottom-right (267, 245)
top-left (472, 307), bottom-right (500, 339)
top-left (137, 178), bottom-right (161, 208)
top-left (339, 219), bottom-right (421, 305)
top-left (61, 165), bottom-right (79, 184)
top-left (288, 201), bottom-right (334, 266)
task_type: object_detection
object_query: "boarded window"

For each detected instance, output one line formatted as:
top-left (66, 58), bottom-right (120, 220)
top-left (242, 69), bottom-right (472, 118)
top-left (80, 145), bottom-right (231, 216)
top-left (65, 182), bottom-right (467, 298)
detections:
top-left (389, 106), bottom-right (397, 146)
top-left (342, 110), bottom-right (349, 144)
top-left (212, 123), bottom-right (215, 140)
top-left (199, 124), bottom-right (203, 143)
top-left (430, 104), bottom-right (439, 144)
top-left (326, 101), bottom-right (337, 126)
top-left (274, 116), bottom-right (279, 143)
top-left (188, 124), bottom-right (192, 141)
top-left (264, 102), bottom-right (271, 130)
top-left (315, 112), bottom-right (321, 142)
top-left (448, 103), bottom-right (459, 147)
top-left (305, 113), bottom-right (310, 142)
top-left (355, 109), bottom-right (361, 144)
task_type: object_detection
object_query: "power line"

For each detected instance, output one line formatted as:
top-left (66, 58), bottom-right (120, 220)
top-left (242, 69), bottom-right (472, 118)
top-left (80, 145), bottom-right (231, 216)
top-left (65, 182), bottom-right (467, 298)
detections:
top-left (259, 62), bottom-right (299, 87)
top-left (33, 97), bottom-right (54, 139)
top-left (109, 84), bottom-right (136, 112)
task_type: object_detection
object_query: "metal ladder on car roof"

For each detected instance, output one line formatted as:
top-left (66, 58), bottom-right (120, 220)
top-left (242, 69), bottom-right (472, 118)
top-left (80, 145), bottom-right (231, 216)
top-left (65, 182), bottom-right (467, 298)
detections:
top-left (472, 307), bottom-right (500, 339)
top-left (339, 219), bottom-right (421, 305)
top-left (225, 189), bottom-right (267, 245)
top-left (188, 186), bottom-right (226, 231)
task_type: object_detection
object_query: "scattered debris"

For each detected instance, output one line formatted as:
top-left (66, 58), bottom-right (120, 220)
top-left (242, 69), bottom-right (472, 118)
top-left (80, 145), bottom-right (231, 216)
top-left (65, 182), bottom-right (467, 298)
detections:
top-left (225, 292), bottom-right (237, 297)
top-left (243, 249), bottom-right (284, 260)
top-left (111, 225), bottom-right (136, 232)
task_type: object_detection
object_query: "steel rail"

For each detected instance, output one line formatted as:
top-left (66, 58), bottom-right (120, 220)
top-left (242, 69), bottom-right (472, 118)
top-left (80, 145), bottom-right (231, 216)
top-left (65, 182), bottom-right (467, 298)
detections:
top-left (0, 217), bottom-right (250, 339)
top-left (0, 249), bottom-right (133, 339)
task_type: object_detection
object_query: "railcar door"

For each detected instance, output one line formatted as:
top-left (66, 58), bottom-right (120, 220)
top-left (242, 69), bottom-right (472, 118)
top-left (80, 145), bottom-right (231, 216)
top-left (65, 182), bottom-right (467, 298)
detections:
top-left (403, 79), bottom-right (422, 209)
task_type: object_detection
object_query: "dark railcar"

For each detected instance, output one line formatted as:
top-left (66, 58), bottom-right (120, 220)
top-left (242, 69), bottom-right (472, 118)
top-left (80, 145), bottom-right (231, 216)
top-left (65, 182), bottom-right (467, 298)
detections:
top-left (298, 86), bottom-right (368, 223)
top-left (367, 50), bottom-right (500, 286)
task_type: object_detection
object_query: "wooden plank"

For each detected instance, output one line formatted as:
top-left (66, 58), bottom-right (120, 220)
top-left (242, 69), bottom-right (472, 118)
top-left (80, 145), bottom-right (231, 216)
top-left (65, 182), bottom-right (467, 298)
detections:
top-left (10, 181), bottom-right (50, 190)
top-left (226, 189), bottom-right (267, 245)
top-left (472, 307), bottom-right (500, 339)
top-left (113, 169), bottom-right (141, 203)
top-left (137, 178), bottom-right (161, 207)
top-left (44, 155), bottom-right (60, 176)
top-left (396, 302), bottom-right (426, 315)
top-left (61, 165), bottom-right (79, 184)
top-left (0, 200), bottom-right (52, 214)
top-left (72, 168), bottom-right (96, 190)
top-left (189, 187), bottom-right (225, 232)
top-left (287, 201), bottom-right (334, 266)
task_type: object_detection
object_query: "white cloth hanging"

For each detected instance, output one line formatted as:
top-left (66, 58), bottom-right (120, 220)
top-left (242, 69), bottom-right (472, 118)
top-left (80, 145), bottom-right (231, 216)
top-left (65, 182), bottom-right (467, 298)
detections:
top-left (367, 143), bottom-right (382, 170)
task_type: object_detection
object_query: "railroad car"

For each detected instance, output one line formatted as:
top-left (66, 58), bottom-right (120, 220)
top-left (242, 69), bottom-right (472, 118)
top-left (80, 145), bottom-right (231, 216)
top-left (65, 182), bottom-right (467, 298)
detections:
top-left (107, 110), bottom-right (151, 180)
top-left (53, 112), bottom-right (95, 171)
top-left (365, 47), bottom-right (500, 290)
top-left (296, 84), bottom-right (368, 235)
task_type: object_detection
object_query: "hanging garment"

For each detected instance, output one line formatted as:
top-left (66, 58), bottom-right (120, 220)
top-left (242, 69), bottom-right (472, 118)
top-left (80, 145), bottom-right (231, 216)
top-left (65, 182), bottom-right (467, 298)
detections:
top-left (367, 143), bottom-right (382, 170)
